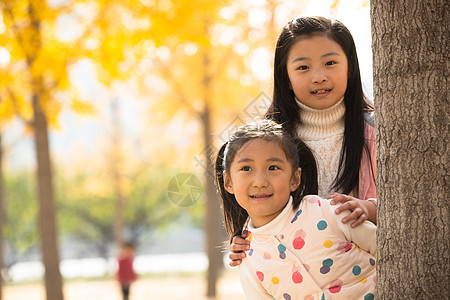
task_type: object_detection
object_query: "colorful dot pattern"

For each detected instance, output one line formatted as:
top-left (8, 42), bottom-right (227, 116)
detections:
top-left (291, 209), bottom-right (302, 223)
top-left (278, 243), bottom-right (287, 259)
top-left (243, 195), bottom-right (376, 299)
top-left (317, 220), bottom-right (328, 230)
top-left (320, 258), bottom-right (334, 274)
top-left (293, 229), bottom-right (306, 250)
top-left (256, 271), bottom-right (264, 282)
top-left (364, 293), bottom-right (374, 300)
top-left (352, 265), bottom-right (361, 276)
top-left (292, 270), bottom-right (303, 284)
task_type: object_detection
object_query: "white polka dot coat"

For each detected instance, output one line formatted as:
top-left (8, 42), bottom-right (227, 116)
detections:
top-left (239, 195), bottom-right (376, 300)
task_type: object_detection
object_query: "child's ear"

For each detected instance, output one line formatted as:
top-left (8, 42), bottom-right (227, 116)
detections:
top-left (223, 172), bottom-right (234, 194)
top-left (290, 168), bottom-right (301, 192)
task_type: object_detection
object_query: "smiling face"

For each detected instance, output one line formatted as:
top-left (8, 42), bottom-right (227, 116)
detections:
top-left (287, 34), bottom-right (348, 110)
top-left (223, 138), bottom-right (301, 228)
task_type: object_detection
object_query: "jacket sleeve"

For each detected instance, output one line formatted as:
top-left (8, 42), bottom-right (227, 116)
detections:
top-left (330, 204), bottom-right (377, 257)
top-left (360, 122), bottom-right (377, 199)
top-left (239, 263), bottom-right (273, 299)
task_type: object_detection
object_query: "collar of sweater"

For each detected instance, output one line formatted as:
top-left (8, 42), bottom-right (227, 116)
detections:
top-left (295, 97), bottom-right (345, 140)
top-left (247, 196), bottom-right (294, 237)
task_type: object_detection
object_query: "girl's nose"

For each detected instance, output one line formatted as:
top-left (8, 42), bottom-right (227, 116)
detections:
top-left (252, 172), bottom-right (269, 188)
top-left (312, 69), bottom-right (327, 83)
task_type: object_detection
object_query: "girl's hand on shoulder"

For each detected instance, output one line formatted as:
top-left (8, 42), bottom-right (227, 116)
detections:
top-left (229, 230), bottom-right (251, 267)
top-left (328, 193), bottom-right (369, 228)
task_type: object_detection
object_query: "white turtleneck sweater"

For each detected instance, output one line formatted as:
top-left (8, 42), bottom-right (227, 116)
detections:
top-left (296, 98), bottom-right (346, 198)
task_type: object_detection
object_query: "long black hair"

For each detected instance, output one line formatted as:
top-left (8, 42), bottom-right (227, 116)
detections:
top-left (266, 16), bottom-right (374, 195)
top-left (215, 119), bottom-right (317, 242)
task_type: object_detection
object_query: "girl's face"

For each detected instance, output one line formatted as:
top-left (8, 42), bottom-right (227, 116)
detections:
top-left (223, 138), bottom-right (301, 228)
top-left (286, 34), bottom-right (348, 110)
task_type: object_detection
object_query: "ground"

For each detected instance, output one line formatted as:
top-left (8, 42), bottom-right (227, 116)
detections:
top-left (4, 269), bottom-right (245, 300)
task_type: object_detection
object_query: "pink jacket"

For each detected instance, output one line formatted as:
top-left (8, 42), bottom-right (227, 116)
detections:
top-left (359, 123), bottom-right (376, 200)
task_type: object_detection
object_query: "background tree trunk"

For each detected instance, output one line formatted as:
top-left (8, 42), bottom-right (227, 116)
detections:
top-left (110, 97), bottom-right (125, 250)
top-left (32, 91), bottom-right (64, 300)
top-left (371, 0), bottom-right (449, 298)
top-left (202, 104), bottom-right (224, 297)
top-left (201, 47), bottom-right (224, 298)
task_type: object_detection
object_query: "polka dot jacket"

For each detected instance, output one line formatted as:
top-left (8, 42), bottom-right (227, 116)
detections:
top-left (239, 195), bottom-right (376, 300)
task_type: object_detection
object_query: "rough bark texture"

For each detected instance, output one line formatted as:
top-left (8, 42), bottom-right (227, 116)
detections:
top-left (201, 47), bottom-right (225, 297)
top-left (202, 104), bottom-right (224, 297)
top-left (32, 91), bottom-right (64, 300)
top-left (371, 0), bottom-right (449, 299)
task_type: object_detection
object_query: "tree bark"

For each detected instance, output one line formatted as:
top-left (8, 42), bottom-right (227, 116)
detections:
top-left (202, 104), bottom-right (224, 298)
top-left (201, 44), bottom-right (224, 297)
top-left (15, 1), bottom-right (66, 298)
top-left (371, 0), bottom-right (449, 299)
top-left (110, 97), bottom-right (125, 250)
top-left (32, 89), bottom-right (64, 300)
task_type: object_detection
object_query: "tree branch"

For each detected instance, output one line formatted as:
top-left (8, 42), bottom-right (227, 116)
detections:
top-left (7, 88), bottom-right (33, 127)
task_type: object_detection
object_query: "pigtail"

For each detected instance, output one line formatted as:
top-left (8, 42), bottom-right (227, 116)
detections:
top-left (291, 139), bottom-right (318, 209)
top-left (214, 143), bottom-right (249, 243)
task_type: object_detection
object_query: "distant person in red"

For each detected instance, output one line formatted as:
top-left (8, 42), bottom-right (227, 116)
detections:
top-left (117, 242), bottom-right (137, 300)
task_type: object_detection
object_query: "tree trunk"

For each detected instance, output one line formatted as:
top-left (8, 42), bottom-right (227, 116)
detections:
top-left (371, 0), bottom-right (449, 299)
top-left (202, 105), bottom-right (224, 298)
top-left (32, 90), bottom-right (64, 300)
top-left (0, 133), bottom-right (4, 300)
top-left (110, 97), bottom-right (125, 250)
top-left (201, 46), bottom-right (224, 297)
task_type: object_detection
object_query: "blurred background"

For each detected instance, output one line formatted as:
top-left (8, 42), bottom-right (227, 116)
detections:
top-left (0, 0), bottom-right (372, 299)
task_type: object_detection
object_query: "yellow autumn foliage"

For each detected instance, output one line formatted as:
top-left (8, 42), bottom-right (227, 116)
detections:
top-left (0, 0), bottom-right (95, 131)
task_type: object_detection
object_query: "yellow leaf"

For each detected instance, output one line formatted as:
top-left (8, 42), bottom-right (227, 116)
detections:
top-left (70, 99), bottom-right (97, 115)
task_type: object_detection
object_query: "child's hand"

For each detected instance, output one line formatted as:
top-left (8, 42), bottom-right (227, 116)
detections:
top-left (228, 230), bottom-right (250, 267)
top-left (328, 193), bottom-right (370, 228)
